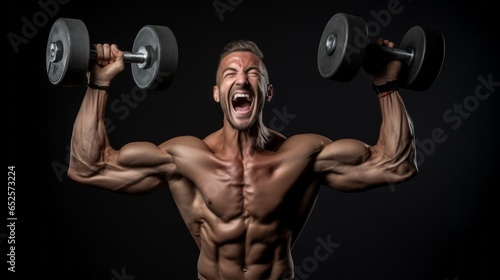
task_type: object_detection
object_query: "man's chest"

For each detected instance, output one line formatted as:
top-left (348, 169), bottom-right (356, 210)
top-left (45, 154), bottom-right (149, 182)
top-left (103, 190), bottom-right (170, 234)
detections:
top-left (196, 157), bottom-right (314, 222)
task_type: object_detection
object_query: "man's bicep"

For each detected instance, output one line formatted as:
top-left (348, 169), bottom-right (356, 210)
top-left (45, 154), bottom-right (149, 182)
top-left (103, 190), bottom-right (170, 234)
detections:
top-left (314, 138), bottom-right (377, 191)
top-left (117, 141), bottom-right (174, 169)
top-left (70, 141), bottom-right (174, 193)
top-left (315, 138), bottom-right (372, 169)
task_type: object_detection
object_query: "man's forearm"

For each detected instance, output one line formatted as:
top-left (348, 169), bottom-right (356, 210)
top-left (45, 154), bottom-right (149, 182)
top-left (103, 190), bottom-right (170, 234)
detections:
top-left (69, 87), bottom-right (111, 177)
top-left (375, 90), bottom-right (417, 171)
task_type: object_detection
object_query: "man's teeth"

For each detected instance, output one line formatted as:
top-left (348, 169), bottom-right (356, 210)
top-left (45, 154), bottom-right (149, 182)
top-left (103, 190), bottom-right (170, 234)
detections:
top-left (232, 93), bottom-right (252, 101)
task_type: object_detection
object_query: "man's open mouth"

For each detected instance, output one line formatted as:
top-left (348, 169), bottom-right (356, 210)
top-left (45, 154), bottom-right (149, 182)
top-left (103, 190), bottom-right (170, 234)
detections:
top-left (232, 93), bottom-right (253, 115)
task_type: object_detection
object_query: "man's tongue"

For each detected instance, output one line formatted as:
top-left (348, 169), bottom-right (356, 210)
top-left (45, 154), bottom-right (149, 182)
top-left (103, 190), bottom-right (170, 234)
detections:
top-left (233, 97), bottom-right (252, 114)
top-left (234, 102), bottom-right (250, 113)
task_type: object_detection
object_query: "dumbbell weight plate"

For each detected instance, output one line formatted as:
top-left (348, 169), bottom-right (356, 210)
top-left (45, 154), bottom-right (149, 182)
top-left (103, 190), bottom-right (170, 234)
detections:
top-left (46, 18), bottom-right (89, 86)
top-left (317, 13), bottom-right (368, 82)
top-left (131, 25), bottom-right (178, 90)
top-left (399, 26), bottom-right (445, 91)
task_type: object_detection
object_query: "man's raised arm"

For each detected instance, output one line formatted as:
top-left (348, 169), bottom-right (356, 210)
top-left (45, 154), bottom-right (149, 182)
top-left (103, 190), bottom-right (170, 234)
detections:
top-left (67, 44), bottom-right (173, 193)
top-left (314, 39), bottom-right (418, 192)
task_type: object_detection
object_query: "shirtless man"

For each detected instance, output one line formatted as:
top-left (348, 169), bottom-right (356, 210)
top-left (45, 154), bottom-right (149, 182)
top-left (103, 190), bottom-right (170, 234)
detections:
top-left (68, 38), bottom-right (418, 280)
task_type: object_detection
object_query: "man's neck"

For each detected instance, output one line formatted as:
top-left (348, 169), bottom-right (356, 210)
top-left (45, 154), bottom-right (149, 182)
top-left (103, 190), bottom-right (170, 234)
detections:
top-left (218, 119), bottom-right (270, 158)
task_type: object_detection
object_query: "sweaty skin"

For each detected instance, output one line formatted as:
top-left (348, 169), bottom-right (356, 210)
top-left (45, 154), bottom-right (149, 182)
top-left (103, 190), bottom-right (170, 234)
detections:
top-left (68, 40), bottom-right (417, 280)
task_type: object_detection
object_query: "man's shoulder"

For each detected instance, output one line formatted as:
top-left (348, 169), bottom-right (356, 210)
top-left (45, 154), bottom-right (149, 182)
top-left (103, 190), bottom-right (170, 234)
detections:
top-left (201, 129), bottom-right (222, 150)
top-left (158, 135), bottom-right (209, 151)
top-left (284, 133), bottom-right (331, 144)
top-left (278, 133), bottom-right (332, 153)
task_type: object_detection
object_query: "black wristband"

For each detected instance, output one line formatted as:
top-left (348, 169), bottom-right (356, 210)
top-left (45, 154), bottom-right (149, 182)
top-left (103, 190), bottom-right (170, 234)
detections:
top-left (372, 80), bottom-right (398, 95)
top-left (88, 82), bottom-right (110, 92)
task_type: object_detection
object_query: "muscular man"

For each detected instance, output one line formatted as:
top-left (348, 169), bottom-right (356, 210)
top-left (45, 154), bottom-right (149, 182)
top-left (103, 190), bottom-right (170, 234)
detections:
top-left (68, 38), bottom-right (418, 280)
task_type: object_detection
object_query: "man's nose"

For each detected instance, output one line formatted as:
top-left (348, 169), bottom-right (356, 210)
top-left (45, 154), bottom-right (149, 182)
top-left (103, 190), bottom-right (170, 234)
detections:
top-left (235, 72), bottom-right (249, 86)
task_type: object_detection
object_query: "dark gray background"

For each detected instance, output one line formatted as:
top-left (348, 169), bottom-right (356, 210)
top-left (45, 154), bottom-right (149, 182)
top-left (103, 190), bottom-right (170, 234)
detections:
top-left (4, 0), bottom-right (499, 279)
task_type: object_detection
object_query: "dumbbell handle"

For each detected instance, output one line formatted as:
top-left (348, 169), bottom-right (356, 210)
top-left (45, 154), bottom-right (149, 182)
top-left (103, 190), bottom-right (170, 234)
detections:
top-left (367, 44), bottom-right (414, 65)
top-left (89, 46), bottom-right (151, 68)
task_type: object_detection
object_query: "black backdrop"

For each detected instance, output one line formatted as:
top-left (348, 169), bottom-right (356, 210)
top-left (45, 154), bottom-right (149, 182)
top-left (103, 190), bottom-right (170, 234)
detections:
top-left (3, 0), bottom-right (500, 279)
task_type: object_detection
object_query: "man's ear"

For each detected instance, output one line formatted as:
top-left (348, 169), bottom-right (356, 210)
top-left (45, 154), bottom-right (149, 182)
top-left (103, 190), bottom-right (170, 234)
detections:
top-left (213, 86), bottom-right (220, 102)
top-left (266, 84), bottom-right (274, 102)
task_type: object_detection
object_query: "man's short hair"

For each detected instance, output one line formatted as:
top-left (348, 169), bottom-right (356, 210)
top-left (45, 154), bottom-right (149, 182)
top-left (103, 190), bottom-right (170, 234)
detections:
top-left (219, 39), bottom-right (265, 64)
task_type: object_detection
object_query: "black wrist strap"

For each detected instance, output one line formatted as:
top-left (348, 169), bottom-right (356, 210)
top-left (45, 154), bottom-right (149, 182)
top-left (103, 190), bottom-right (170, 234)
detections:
top-left (372, 80), bottom-right (398, 95)
top-left (88, 82), bottom-right (110, 92)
